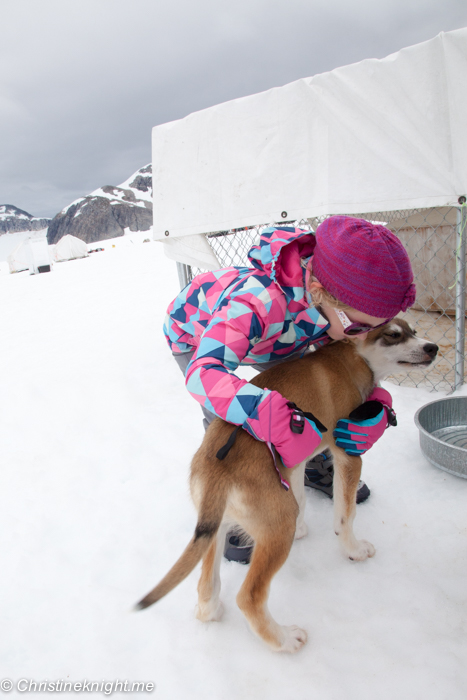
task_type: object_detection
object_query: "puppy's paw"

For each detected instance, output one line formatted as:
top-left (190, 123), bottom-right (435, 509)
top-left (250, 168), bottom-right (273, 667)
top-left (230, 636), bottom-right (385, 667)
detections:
top-left (347, 539), bottom-right (376, 561)
top-left (294, 522), bottom-right (308, 539)
top-left (195, 599), bottom-right (224, 622)
top-left (278, 625), bottom-right (308, 653)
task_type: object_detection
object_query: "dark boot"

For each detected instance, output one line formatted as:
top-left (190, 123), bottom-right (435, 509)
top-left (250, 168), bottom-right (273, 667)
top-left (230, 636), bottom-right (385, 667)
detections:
top-left (304, 449), bottom-right (370, 504)
top-left (224, 531), bottom-right (254, 564)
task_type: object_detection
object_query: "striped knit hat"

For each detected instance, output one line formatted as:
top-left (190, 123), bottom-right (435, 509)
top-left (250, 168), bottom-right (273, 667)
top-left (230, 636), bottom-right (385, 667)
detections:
top-left (312, 216), bottom-right (416, 318)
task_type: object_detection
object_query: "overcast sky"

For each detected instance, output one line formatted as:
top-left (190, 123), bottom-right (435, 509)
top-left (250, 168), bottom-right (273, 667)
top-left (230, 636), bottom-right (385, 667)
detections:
top-left (1, 0), bottom-right (466, 219)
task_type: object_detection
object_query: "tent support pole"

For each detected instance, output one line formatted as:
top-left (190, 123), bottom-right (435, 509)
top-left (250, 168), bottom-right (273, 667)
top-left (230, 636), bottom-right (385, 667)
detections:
top-left (454, 201), bottom-right (466, 391)
top-left (176, 262), bottom-right (192, 290)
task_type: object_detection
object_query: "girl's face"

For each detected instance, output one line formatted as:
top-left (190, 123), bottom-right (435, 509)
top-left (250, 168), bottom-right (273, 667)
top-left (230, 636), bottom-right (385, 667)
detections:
top-left (318, 301), bottom-right (389, 341)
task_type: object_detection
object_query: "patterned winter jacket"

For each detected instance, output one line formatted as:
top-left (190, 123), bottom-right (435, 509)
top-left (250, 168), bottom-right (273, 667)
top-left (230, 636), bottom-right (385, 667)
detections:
top-left (163, 227), bottom-right (331, 426)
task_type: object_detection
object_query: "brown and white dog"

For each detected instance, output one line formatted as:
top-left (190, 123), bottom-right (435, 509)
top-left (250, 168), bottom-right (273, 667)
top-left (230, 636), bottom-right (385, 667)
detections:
top-left (136, 319), bottom-right (438, 653)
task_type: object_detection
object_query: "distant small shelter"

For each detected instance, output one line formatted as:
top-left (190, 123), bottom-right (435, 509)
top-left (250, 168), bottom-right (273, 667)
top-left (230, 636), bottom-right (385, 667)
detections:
top-left (53, 234), bottom-right (88, 262)
top-left (7, 240), bottom-right (30, 273)
top-left (7, 236), bottom-right (51, 274)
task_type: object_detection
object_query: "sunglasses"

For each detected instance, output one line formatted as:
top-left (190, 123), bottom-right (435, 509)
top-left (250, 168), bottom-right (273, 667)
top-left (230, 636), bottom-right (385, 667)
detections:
top-left (334, 309), bottom-right (392, 336)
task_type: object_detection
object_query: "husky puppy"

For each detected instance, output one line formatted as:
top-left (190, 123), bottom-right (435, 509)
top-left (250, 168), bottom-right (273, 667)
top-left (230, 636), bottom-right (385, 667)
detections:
top-left (136, 319), bottom-right (438, 653)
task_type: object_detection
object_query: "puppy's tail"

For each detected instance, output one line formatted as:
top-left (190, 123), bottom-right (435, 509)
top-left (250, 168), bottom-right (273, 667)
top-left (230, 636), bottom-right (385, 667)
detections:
top-left (135, 483), bottom-right (228, 611)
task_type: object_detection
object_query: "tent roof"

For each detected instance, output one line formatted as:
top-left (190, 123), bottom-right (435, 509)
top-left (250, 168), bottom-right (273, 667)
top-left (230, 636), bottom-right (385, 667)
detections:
top-left (152, 28), bottom-right (467, 241)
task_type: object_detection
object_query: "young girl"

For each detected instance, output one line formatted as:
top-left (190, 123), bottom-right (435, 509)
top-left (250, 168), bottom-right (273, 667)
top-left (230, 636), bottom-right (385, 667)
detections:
top-left (164, 216), bottom-right (416, 562)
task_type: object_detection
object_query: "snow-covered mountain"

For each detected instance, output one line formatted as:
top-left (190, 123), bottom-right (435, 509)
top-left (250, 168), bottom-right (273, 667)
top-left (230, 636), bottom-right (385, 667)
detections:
top-left (47, 164), bottom-right (153, 245)
top-left (0, 164), bottom-right (153, 246)
top-left (0, 204), bottom-right (51, 234)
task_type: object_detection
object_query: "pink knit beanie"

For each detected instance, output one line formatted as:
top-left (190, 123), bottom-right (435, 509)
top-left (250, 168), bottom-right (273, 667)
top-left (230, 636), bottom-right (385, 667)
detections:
top-left (312, 216), bottom-right (416, 318)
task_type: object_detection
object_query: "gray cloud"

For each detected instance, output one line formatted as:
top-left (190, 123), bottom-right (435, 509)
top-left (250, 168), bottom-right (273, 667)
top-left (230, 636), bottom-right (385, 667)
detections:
top-left (1, 0), bottom-right (466, 217)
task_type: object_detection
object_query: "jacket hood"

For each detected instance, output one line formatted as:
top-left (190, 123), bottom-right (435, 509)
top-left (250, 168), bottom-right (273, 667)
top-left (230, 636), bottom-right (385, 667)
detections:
top-left (248, 227), bottom-right (316, 305)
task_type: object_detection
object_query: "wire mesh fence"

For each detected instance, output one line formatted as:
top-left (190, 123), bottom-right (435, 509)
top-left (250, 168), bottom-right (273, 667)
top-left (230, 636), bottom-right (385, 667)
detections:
top-left (183, 206), bottom-right (466, 392)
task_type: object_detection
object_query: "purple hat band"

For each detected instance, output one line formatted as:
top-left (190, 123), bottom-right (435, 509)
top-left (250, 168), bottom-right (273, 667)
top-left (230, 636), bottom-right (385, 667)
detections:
top-left (312, 216), bottom-right (416, 318)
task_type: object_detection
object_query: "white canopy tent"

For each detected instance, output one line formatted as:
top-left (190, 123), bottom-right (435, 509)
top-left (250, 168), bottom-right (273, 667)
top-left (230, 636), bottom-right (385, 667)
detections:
top-left (152, 27), bottom-right (467, 389)
top-left (7, 234), bottom-right (51, 274)
top-left (152, 27), bottom-right (467, 268)
top-left (53, 234), bottom-right (88, 262)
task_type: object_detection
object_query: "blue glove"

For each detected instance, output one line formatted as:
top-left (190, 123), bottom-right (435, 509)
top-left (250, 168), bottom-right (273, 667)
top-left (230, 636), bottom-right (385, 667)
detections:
top-left (333, 388), bottom-right (396, 456)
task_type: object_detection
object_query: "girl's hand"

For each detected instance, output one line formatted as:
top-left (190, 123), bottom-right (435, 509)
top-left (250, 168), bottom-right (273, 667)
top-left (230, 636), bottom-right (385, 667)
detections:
top-left (333, 388), bottom-right (396, 456)
top-left (243, 391), bottom-right (324, 468)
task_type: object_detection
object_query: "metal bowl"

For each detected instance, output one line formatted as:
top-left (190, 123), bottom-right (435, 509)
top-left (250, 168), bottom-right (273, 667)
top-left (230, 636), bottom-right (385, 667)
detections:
top-left (414, 397), bottom-right (467, 478)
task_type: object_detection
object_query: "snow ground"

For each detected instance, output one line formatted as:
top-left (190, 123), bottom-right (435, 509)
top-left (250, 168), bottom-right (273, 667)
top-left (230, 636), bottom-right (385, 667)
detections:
top-left (0, 238), bottom-right (466, 699)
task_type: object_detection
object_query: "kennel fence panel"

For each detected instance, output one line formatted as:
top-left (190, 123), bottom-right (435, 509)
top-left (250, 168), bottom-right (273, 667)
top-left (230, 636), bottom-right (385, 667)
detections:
top-left (176, 206), bottom-right (466, 392)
